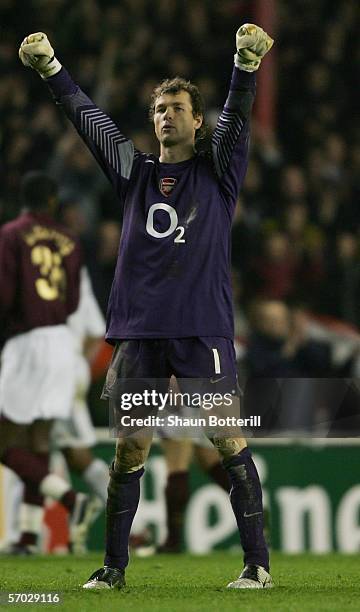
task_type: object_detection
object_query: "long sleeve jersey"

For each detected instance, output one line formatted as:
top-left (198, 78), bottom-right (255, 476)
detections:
top-left (46, 66), bottom-right (256, 342)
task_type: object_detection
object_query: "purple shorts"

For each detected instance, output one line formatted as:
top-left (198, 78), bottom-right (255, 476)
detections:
top-left (103, 337), bottom-right (239, 395)
top-left (103, 338), bottom-right (241, 437)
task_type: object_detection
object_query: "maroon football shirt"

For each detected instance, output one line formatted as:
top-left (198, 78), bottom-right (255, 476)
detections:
top-left (0, 211), bottom-right (82, 340)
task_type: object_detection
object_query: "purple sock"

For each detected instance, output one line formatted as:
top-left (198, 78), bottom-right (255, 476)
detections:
top-left (224, 447), bottom-right (269, 571)
top-left (104, 464), bottom-right (144, 570)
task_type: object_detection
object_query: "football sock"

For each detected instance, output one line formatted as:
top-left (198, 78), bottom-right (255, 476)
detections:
top-left (104, 464), bottom-right (144, 570)
top-left (59, 489), bottom-right (76, 512)
top-left (26, 452), bottom-right (48, 505)
top-left (1, 448), bottom-right (74, 509)
top-left (2, 448), bottom-right (77, 538)
top-left (18, 455), bottom-right (48, 549)
top-left (223, 447), bottom-right (269, 571)
top-left (1, 448), bottom-right (48, 484)
top-left (83, 458), bottom-right (109, 505)
top-left (207, 462), bottom-right (230, 492)
top-left (18, 503), bottom-right (44, 549)
top-left (163, 471), bottom-right (189, 549)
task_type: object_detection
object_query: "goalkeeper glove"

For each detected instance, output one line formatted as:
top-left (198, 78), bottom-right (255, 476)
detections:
top-left (235, 23), bottom-right (274, 72)
top-left (19, 32), bottom-right (62, 79)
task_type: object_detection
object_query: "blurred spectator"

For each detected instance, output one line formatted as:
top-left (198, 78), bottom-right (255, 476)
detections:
top-left (245, 300), bottom-right (332, 378)
top-left (244, 300), bottom-right (333, 433)
top-left (89, 220), bottom-right (122, 315)
top-left (245, 232), bottom-right (298, 301)
top-left (320, 233), bottom-right (360, 327)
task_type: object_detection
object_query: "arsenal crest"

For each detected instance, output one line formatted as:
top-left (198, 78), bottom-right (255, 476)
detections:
top-left (159, 177), bottom-right (177, 197)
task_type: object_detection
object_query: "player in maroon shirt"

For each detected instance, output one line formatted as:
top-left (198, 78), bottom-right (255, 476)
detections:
top-left (0, 174), bottom-right (81, 340)
top-left (0, 172), bottom-right (96, 553)
top-left (19, 25), bottom-right (274, 588)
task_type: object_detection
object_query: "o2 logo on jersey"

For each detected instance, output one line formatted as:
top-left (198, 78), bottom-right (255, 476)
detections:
top-left (146, 203), bottom-right (185, 243)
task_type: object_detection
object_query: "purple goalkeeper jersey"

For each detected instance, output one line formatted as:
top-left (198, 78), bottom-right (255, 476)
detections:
top-left (47, 66), bottom-right (256, 342)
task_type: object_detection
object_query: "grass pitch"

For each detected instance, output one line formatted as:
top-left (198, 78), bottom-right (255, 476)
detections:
top-left (1, 552), bottom-right (359, 611)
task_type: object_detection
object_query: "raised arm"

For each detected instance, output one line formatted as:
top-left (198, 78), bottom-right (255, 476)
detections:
top-left (19, 33), bottom-right (139, 204)
top-left (212, 24), bottom-right (273, 210)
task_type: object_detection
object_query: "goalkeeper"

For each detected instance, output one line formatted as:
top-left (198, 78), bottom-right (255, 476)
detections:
top-left (19, 24), bottom-right (274, 590)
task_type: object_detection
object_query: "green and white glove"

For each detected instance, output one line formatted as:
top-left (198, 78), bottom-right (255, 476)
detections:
top-left (19, 32), bottom-right (62, 79)
top-left (235, 23), bottom-right (274, 72)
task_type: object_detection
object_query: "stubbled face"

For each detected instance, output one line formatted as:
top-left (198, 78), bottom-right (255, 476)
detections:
top-left (153, 90), bottom-right (202, 147)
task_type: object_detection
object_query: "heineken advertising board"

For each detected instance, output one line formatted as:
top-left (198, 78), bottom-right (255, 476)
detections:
top-left (79, 440), bottom-right (360, 553)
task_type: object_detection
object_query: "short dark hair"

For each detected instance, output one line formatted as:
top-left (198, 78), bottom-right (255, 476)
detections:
top-left (20, 171), bottom-right (58, 211)
top-left (149, 77), bottom-right (207, 142)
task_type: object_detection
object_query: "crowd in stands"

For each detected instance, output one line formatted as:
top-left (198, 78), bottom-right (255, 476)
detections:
top-left (1, 1), bottom-right (359, 356)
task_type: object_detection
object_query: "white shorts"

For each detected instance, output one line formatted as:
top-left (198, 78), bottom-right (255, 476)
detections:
top-left (51, 356), bottom-right (96, 449)
top-left (51, 399), bottom-right (97, 449)
top-left (0, 326), bottom-right (76, 425)
top-left (51, 399), bottom-right (96, 449)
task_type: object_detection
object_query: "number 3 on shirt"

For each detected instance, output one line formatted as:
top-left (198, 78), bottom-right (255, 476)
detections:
top-left (31, 245), bottom-right (66, 301)
top-left (146, 203), bottom-right (185, 243)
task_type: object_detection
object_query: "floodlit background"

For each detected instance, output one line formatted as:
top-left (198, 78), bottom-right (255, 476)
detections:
top-left (0, 0), bottom-right (360, 553)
